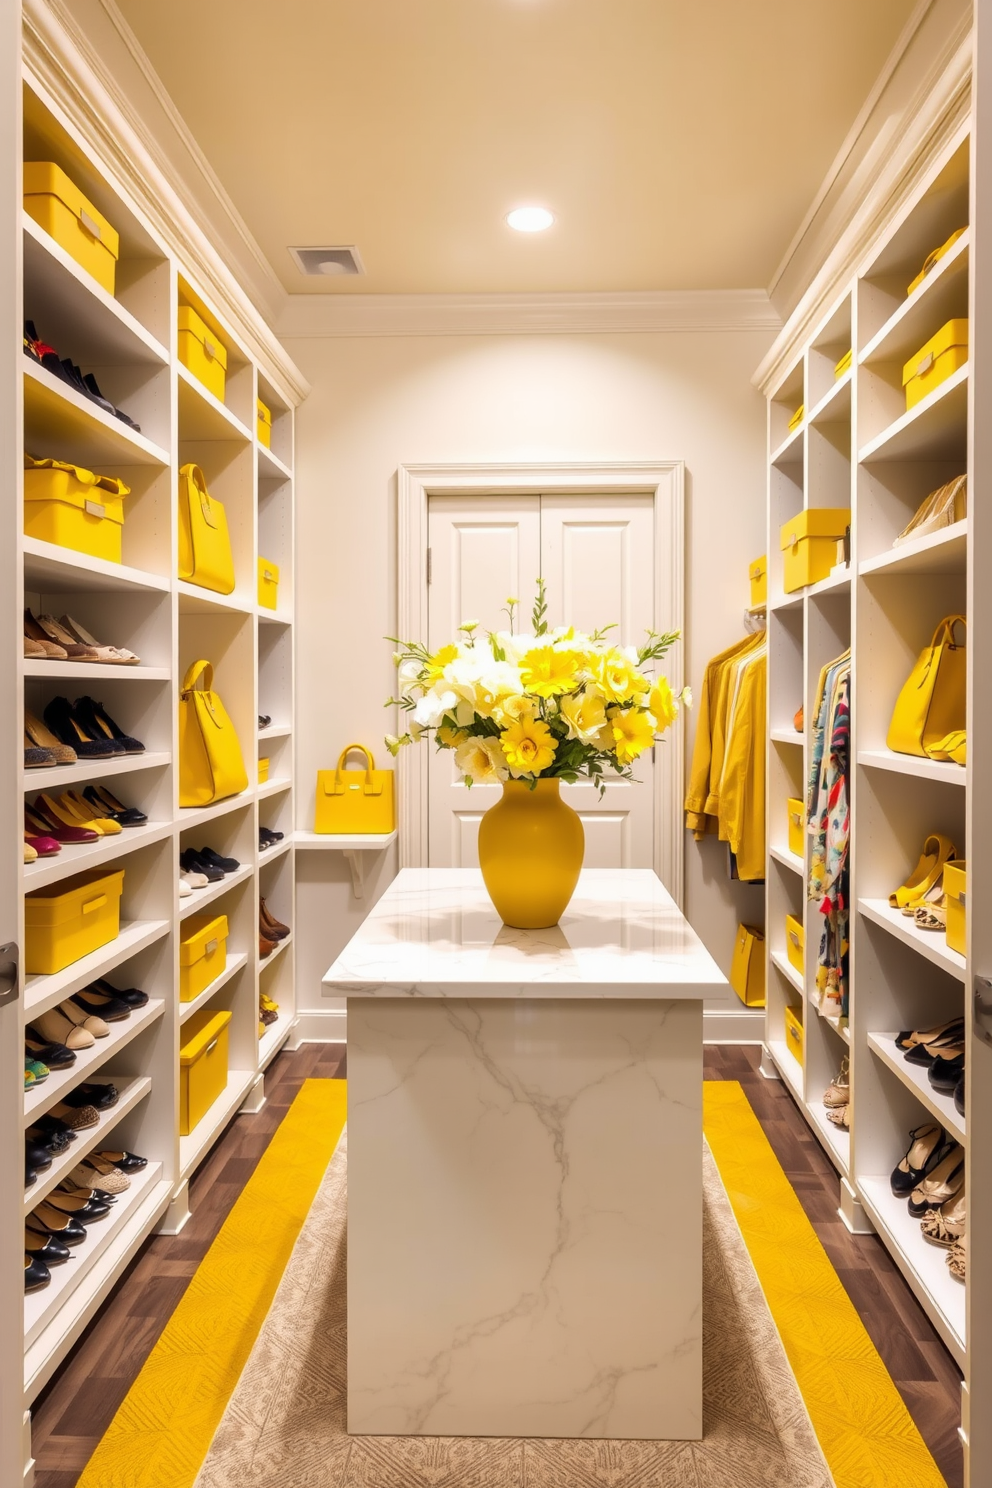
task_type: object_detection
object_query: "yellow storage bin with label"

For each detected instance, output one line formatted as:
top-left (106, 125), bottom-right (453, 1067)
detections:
top-left (25, 868), bottom-right (125, 975)
top-left (257, 398), bottom-right (272, 448)
top-left (907, 228), bottom-right (967, 296)
top-left (787, 798), bottom-right (805, 859)
top-left (180, 1008), bottom-right (232, 1135)
top-left (780, 508), bottom-right (851, 593)
top-left (258, 557), bottom-right (279, 610)
top-left (749, 556), bottom-right (767, 608)
top-left (258, 757), bottom-right (270, 784)
top-left (785, 913), bottom-right (804, 976)
top-left (24, 457), bottom-right (128, 563)
top-left (784, 1004), bottom-right (804, 1065)
top-left (729, 923), bottom-right (765, 1008)
top-left (178, 305), bottom-right (228, 403)
top-left (944, 860), bottom-right (967, 957)
top-left (23, 162), bottom-right (120, 296)
top-left (179, 913), bottom-right (228, 1002)
top-left (903, 319), bottom-right (969, 411)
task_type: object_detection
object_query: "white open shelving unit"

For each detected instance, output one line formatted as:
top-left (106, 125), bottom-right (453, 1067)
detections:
top-left (760, 107), bottom-right (987, 1454)
top-left (14, 69), bottom-right (304, 1419)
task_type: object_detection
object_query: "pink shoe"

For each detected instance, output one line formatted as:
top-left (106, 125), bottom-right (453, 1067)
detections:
top-left (24, 831), bottom-right (61, 857)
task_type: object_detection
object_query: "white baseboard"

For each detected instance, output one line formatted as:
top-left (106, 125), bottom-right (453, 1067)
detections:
top-left (287, 1005), bottom-right (762, 1046)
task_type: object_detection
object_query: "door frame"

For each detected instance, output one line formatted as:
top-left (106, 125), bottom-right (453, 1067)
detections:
top-left (397, 462), bottom-right (686, 905)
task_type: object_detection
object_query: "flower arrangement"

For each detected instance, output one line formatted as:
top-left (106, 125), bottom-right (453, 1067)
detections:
top-left (387, 582), bottom-right (690, 791)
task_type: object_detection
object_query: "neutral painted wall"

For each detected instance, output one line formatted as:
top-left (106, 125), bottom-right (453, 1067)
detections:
top-left (285, 327), bottom-right (773, 1036)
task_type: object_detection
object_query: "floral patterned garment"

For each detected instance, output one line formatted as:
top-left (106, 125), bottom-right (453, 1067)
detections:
top-left (809, 669), bottom-right (850, 1019)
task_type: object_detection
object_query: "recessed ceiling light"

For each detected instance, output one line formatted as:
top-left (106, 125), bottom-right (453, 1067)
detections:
top-left (506, 206), bottom-right (555, 233)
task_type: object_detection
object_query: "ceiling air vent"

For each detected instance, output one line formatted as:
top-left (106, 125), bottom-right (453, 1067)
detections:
top-left (288, 245), bottom-right (365, 277)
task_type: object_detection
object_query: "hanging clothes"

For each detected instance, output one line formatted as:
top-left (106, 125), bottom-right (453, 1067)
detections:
top-left (685, 631), bottom-right (766, 881)
top-left (685, 632), bottom-right (764, 837)
top-left (808, 654), bottom-right (851, 1019)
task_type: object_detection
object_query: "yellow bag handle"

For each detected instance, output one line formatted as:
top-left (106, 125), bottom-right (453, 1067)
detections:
top-left (917, 615), bottom-right (966, 689)
top-left (180, 659), bottom-right (226, 729)
top-left (182, 464), bottom-right (220, 531)
top-left (329, 743), bottom-right (382, 797)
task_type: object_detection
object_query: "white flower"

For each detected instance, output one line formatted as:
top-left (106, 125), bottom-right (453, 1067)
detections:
top-left (455, 735), bottom-right (509, 785)
top-left (398, 658), bottom-right (423, 695)
top-left (680, 685), bottom-right (693, 709)
top-left (412, 688), bottom-right (457, 728)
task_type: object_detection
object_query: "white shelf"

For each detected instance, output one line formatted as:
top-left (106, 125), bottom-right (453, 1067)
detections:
top-left (177, 363), bottom-right (252, 442)
top-left (178, 864), bottom-right (253, 920)
top-left (177, 792), bottom-right (254, 831)
top-left (769, 843), bottom-right (804, 875)
top-left (770, 424), bottom-right (804, 467)
top-left (258, 777), bottom-right (291, 799)
top-left (22, 820), bottom-right (172, 890)
top-left (259, 930), bottom-right (293, 969)
top-left (23, 213), bottom-right (169, 366)
top-left (25, 1161), bottom-right (166, 1348)
top-left (258, 837), bottom-right (292, 864)
top-left (858, 898), bottom-right (966, 982)
top-left (258, 723), bottom-right (291, 741)
top-left (23, 1074), bottom-right (151, 1215)
top-left (857, 748), bottom-right (965, 786)
top-left (808, 566), bottom-right (851, 598)
top-left (24, 359), bottom-right (170, 467)
top-left (805, 1098), bottom-right (850, 1177)
top-left (23, 536), bottom-right (171, 596)
top-left (808, 368), bottom-right (852, 425)
top-left (23, 751), bottom-right (170, 794)
top-left (258, 1010), bottom-right (294, 1072)
top-left (770, 726), bottom-right (803, 745)
top-left (857, 1175), bottom-right (966, 1367)
top-left (23, 999), bottom-right (165, 1126)
top-left (859, 520), bottom-right (967, 578)
top-left (23, 659), bottom-right (169, 681)
top-left (177, 581), bottom-right (255, 618)
top-left (257, 608), bottom-right (293, 627)
top-left (860, 228), bottom-right (970, 367)
top-left (768, 590), bottom-right (804, 614)
top-left (771, 947), bottom-right (804, 995)
top-left (817, 1007), bottom-right (851, 1045)
top-left (868, 1031), bottom-right (966, 1144)
top-left (293, 829), bottom-right (398, 850)
top-left (179, 1070), bottom-right (255, 1181)
top-left (258, 443), bottom-right (292, 481)
top-left (858, 363), bottom-right (968, 463)
top-left (767, 1038), bottom-right (803, 1099)
top-left (23, 918), bottom-right (170, 1017)
top-left (179, 952), bottom-right (250, 1024)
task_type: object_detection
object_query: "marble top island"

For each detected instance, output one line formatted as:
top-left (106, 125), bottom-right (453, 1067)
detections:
top-left (324, 867), bottom-right (727, 1440)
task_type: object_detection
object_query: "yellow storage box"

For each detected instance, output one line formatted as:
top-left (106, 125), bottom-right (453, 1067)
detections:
top-left (25, 868), bottom-right (125, 975)
top-left (23, 162), bottom-right (120, 296)
top-left (23, 457), bottom-right (128, 564)
top-left (258, 757), bottom-right (270, 784)
top-left (749, 556), bottom-right (767, 608)
top-left (785, 913), bottom-right (804, 976)
top-left (178, 305), bottom-right (228, 403)
top-left (787, 798), bottom-right (805, 859)
top-left (784, 1004), bottom-right (804, 1065)
top-left (258, 557), bottom-right (279, 610)
top-left (907, 228), bottom-right (967, 296)
top-left (729, 923), bottom-right (765, 1008)
top-left (257, 398), bottom-right (272, 448)
top-left (944, 860), bottom-right (966, 957)
top-left (179, 913), bottom-right (228, 1002)
top-left (780, 507), bottom-right (851, 593)
top-left (903, 319), bottom-right (969, 411)
top-left (179, 1008), bottom-right (232, 1135)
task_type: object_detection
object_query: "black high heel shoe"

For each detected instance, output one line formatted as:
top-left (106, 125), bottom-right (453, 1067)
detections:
top-left (42, 697), bottom-right (117, 758)
top-left (72, 697), bottom-right (144, 755)
top-left (83, 784), bottom-right (147, 825)
top-left (890, 1124), bottom-right (954, 1197)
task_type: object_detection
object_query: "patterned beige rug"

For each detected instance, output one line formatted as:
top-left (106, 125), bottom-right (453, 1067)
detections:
top-left (194, 1133), bottom-right (832, 1488)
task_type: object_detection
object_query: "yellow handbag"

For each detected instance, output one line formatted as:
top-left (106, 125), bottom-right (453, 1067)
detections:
top-left (729, 923), bottom-right (765, 1008)
top-left (179, 660), bottom-right (248, 807)
top-left (314, 744), bottom-right (395, 834)
top-left (178, 463), bottom-right (235, 595)
top-left (887, 616), bottom-right (966, 758)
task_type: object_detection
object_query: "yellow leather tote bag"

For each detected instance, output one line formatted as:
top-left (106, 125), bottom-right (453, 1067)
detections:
top-left (178, 463), bottom-right (235, 595)
top-left (314, 744), bottom-right (395, 834)
top-left (179, 660), bottom-right (248, 807)
top-left (729, 923), bottom-right (765, 1008)
top-left (887, 615), bottom-right (966, 758)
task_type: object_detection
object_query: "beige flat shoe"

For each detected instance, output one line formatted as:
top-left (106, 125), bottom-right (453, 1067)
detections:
top-left (58, 999), bottom-right (109, 1039)
top-left (32, 1008), bottom-right (94, 1050)
top-left (69, 1156), bottom-right (129, 1194)
top-left (921, 1189), bottom-right (966, 1247)
top-left (49, 1101), bottom-right (100, 1131)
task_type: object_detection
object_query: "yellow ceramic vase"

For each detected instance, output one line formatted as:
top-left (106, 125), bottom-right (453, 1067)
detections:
top-left (478, 778), bottom-right (584, 929)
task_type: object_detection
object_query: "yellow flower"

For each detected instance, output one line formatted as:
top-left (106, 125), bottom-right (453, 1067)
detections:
top-left (491, 693), bottom-right (537, 729)
top-left (437, 724), bottom-right (470, 748)
top-left (593, 647), bottom-right (650, 705)
top-left (424, 642), bottom-right (459, 682)
top-left (454, 736), bottom-right (508, 785)
top-left (609, 706), bottom-right (655, 764)
top-left (649, 676), bottom-right (679, 733)
top-left (500, 718), bottom-right (558, 776)
top-left (520, 644), bottom-right (581, 699)
top-left (560, 688), bottom-right (609, 746)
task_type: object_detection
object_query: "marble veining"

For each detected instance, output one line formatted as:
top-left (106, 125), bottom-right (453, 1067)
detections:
top-left (324, 868), bottom-right (726, 999)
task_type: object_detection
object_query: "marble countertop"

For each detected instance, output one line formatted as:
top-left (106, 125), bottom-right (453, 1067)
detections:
top-left (323, 867), bottom-right (727, 999)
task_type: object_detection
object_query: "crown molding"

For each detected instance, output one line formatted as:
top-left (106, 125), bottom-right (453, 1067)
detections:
top-left (276, 288), bottom-right (781, 341)
top-left (755, 4), bottom-right (972, 394)
top-left (24, 0), bottom-right (309, 405)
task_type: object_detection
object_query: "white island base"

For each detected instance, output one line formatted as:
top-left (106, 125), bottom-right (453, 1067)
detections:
top-left (324, 869), bottom-right (727, 1441)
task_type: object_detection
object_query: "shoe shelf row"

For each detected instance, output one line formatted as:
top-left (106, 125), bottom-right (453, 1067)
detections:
top-left (13, 72), bottom-right (305, 1411)
top-left (761, 121), bottom-right (974, 1382)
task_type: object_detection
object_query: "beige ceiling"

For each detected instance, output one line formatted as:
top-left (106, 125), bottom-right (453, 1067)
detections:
top-left (116, 0), bottom-right (917, 295)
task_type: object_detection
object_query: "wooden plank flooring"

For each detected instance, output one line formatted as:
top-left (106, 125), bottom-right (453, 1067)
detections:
top-left (29, 1042), bottom-right (963, 1488)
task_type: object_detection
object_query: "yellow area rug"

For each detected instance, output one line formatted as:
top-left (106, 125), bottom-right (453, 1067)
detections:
top-left (77, 1078), bottom-right (347, 1488)
top-left (704, 1080), bottom-right (946, 1488)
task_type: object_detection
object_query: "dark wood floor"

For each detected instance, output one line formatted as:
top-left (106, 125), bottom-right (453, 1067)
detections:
top-left (30, 1043), bottom-right (963, 1488)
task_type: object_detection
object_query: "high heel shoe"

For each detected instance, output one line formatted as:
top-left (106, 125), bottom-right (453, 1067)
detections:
top-left (903, 1019), bottom-right (964, 1066)
top-left (889, 834), bottom-right (956, 911)
top-left (908, 1145), bottom-right (965, 1218)
top-left (921, 1189), bottom-right (966, 1247)
top-left (25, 800), bottom-right (99, 845)
top-left (896, 1017), bottom-right (964, 1054)
top-left (890, 1124), bottom-right (953, 1197)
top-left (82, 784), bottom-right (146, 826)
top-left (24, 710), bottom-right (77, 765)
top-left (24, 735), bottom-right (56, 769)
top-left (71, 697), bottom-right (144, 755)
top-left (23, 609), bottom-right (67, 659)
top-left (42, 697), bottom-right (117, 759)
top-left (55, 613), bottom-right (140, 664)
top-left (33, 614), bottom-right (106, 662)
top-left (948, 1234), bottom-right (967, 1282)
top-left (823, 1056), bottom-right (850, 1108)
top-left (259, 898), bottom-right (290, 939)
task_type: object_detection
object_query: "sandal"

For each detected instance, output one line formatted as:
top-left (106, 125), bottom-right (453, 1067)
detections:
top-left (921, 1189), bottom-right (966, 1247)
top-left (889, 833), bottom-right (956, 911)
top-left (902, 1019), bottom-right (964, 1066)
top-left (908, 1145), bottom-right (965, 1218)
top-left (823, 1055), bottom-right (850, 1108)
top-left (890, 1123), bottom-right (952, 1196)
top-left (826, 1103), bottom-right (851, 1129)
top-left (948, 1235), bottom-right (967, 1282)
top-left (896, 1018), bottom-right (963, 1055)
top-left (915, 901), bottom-right (947, 931)
top-left (57, 613), bottom-right (140, 664)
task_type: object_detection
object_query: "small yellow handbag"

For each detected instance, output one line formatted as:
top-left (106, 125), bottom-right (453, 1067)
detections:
top-left (178, 463), bottom-right (235, 594)
top-left (887, 615), bottom-right (966, 758)
top-left (314, 744), bottom-right (395, 834)
top-left (729, 923), bottom-right (765, 1008)
top-left (179, 660), bottom-right (249, 807)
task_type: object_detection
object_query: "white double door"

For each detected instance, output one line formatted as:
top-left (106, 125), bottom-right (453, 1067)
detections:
top-left (427, 493), bottom-right (656, 869)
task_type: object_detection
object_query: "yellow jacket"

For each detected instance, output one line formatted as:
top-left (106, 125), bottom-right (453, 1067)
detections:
top-left (718, 646), bottom-right (766, 882)
top-left (685, 632), bottom-right (765, 839)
